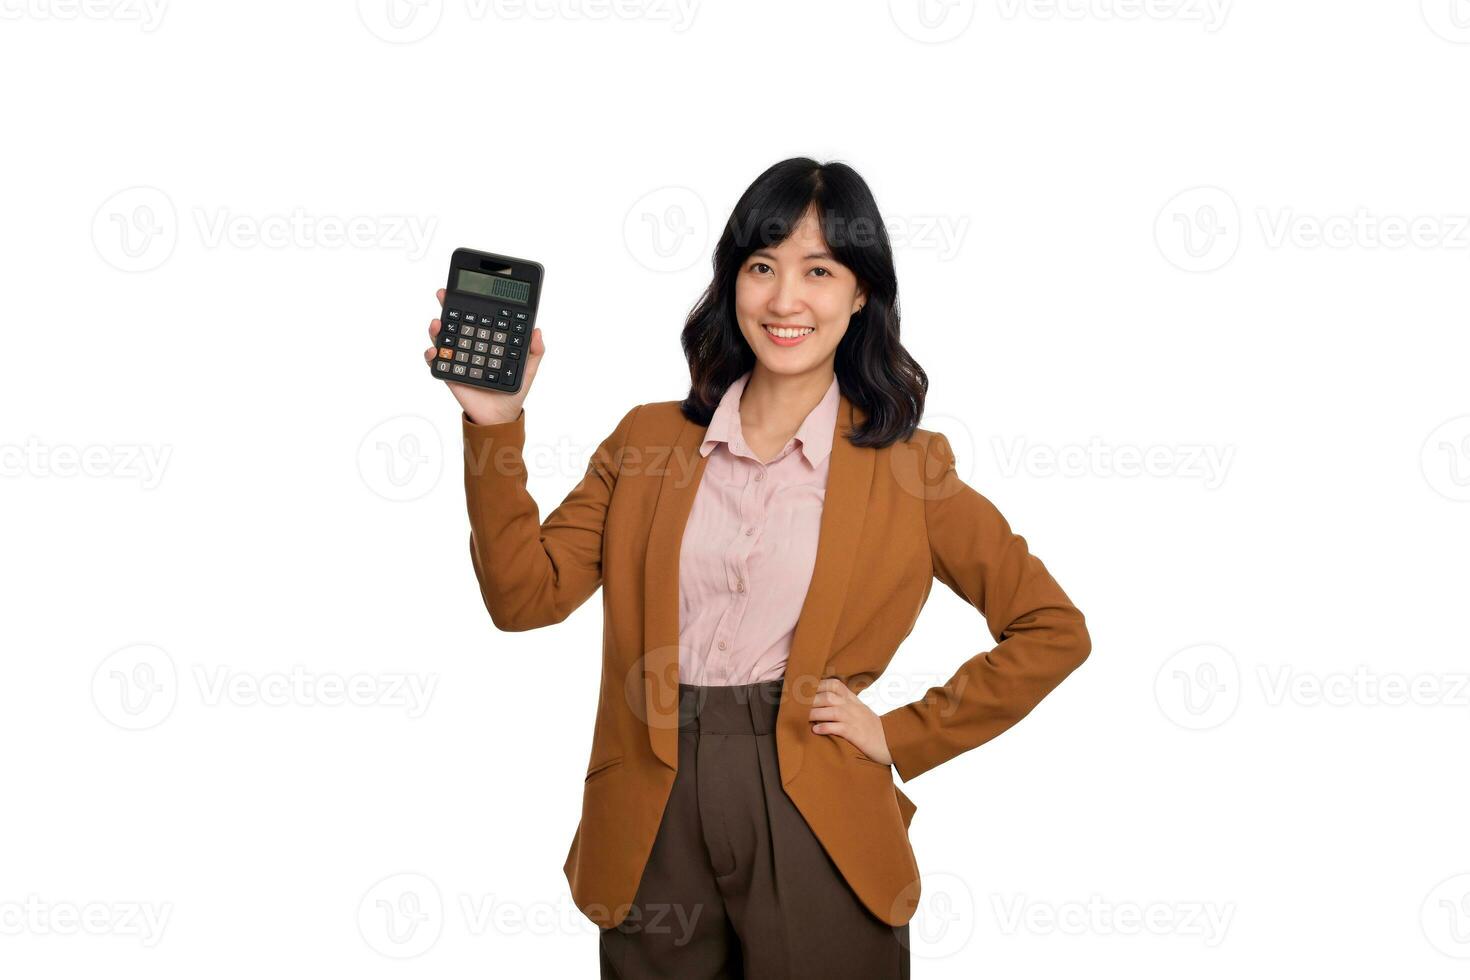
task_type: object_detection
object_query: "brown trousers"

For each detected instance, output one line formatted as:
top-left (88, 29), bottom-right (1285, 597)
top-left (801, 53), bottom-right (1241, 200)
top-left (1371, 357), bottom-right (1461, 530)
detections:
top-left (598, 679), bottom-right (911, 978)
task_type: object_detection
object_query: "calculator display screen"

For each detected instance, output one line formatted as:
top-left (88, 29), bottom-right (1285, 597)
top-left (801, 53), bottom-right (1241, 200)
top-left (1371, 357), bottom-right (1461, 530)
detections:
top-left (456, 269), bottom-right (531, 305)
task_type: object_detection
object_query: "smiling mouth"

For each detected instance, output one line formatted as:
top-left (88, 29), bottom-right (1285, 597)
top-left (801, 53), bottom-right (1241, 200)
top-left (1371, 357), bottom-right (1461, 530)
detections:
top-left (762, 323), bottom-right (815, 339)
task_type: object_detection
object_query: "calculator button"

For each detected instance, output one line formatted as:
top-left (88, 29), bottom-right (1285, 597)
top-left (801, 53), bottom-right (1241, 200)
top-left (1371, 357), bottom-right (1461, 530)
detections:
top-left (509, 334), bottom-right (524, 347)
top-left (497, 308), bottom-right (511, 317)
top-left (507, 347), bottom-right (521, 359)
top-left (472, 341), bottom-right (487, 353)
top-left (511, 323), bottom-right (526, 334)
top-left (435, 360), bottom-right (450, 372)
top-left (457, 338), bottom-right (472, 350)
top-left (492, 331), bottom-right (507, 343)
top-left (486, 370), bottom-right (499, 382)
top-left (452, 363), bottom-right (467, 375)
top-left (476, 328), bottom-right (490, 340)
top-left (455, 351), bottom-right (469, 363)
top-left (494, 318), bottom-right (510, 330)
top-left (471, 354), bottom-right (485, 366)
top-left (468, 367), bottom-right (484, 379)
top-left (438, 347), bottom-right (454, 359)
top-left (447, 309), bottom-right (461, 319)
top-left (490, 344), bottom-right (504, 356)
top-left (514, 311), bottom-right (528, 321)
top-left (464, 313), bottom-right (478, 324)
top-left (487, 357), bottom-right (501, 369)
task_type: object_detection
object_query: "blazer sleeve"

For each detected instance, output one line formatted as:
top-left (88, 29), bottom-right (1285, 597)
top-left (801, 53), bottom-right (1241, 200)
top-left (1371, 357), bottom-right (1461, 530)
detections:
top-left (878, 431), bottom-right (1091, 782)
top-left (461, 403), bottom-right (642, 632)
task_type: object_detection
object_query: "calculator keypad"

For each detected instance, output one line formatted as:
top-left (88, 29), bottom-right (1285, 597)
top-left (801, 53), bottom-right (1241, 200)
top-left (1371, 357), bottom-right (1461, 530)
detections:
top-left (432, 304), bottom-right (529, 389)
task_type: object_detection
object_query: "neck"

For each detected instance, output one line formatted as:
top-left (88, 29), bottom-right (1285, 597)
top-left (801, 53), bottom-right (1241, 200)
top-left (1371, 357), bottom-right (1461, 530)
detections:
top-left (739, 363), bottom-right (836, 436)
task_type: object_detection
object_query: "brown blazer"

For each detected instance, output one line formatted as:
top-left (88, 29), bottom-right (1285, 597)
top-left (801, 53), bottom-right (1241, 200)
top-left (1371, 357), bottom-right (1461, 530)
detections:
top-left (460, 391), bottom-right (1091, 930)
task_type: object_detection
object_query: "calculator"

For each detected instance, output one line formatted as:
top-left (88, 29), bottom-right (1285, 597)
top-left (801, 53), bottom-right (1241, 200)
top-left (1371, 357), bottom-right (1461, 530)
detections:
top-left (431, 247), bottom-right (541, 392)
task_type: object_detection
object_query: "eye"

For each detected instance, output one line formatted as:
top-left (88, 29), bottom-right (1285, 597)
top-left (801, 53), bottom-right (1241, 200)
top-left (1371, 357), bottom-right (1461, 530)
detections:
top-left (749, 261), bottom-right (772, 274)
top-left (809, 267), bottom-right (832, 277)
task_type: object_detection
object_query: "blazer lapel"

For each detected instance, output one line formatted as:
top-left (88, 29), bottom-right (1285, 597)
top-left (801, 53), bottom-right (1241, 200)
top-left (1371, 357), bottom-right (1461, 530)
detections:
top-left (641, 391), bottom-right (874, 779)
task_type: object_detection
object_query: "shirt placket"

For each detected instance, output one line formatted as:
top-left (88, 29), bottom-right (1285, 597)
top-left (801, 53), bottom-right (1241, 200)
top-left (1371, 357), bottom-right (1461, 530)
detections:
top-left (705, 436), bottom-right (797, 684)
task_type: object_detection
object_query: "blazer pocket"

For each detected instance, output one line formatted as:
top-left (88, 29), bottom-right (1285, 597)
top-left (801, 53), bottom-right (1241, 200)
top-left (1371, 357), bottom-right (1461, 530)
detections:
top-left (584, 756), bottom-right (624, 782)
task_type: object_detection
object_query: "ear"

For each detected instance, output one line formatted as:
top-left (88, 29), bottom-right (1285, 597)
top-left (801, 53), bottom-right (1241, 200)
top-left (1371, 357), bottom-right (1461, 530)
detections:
top-left (853, 283), bottom-right (869, 315)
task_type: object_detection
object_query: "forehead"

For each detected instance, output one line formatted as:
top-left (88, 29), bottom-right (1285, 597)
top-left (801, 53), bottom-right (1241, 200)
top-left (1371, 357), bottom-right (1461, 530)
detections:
top-left (766, 205), bottom-right (828, 252)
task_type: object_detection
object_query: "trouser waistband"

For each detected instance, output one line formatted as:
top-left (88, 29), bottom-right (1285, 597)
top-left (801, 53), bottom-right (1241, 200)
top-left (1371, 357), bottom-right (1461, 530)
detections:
top-left (677, 679), bottom-right (783, 735)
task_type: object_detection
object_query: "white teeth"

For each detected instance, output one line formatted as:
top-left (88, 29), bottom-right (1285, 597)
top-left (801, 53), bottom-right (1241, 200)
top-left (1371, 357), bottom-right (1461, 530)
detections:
top-left (763, 324), bottom-right (814, 339)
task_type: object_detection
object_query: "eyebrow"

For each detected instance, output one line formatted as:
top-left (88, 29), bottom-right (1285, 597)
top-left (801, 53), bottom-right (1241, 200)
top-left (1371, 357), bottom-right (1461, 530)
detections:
top-left (749, 248), bottom-right (834, 261)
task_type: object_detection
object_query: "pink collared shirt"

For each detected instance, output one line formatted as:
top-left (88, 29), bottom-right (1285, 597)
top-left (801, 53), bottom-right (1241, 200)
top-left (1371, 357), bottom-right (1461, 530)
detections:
top-left (678, 370), bottom-right (842, 686)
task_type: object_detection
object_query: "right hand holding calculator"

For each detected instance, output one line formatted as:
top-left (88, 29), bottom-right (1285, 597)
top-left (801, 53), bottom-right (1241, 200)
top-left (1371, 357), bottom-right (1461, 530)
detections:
top-left (430, 247), bottom-right (542, 393)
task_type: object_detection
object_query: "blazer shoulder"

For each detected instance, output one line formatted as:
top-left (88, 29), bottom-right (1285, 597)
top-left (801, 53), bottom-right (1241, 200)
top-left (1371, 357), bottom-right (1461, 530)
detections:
top-left (627, 398), bottom-right (693, 438)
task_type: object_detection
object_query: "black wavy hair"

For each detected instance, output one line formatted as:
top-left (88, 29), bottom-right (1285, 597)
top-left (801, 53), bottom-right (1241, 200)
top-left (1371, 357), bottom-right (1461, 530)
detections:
top-left (678, 157), bottom-right (928, 449)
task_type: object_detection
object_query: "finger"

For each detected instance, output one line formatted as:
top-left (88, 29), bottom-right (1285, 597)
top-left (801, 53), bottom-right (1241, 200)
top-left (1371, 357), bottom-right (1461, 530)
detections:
top-left (435, 288), bottom-right (446, 306)
top-left (429, 318), bottom-right (442, 341)
top-left (807, 706), bottom-right (841, 722)
top-left (811, 721), bottom-right (848, 736)
top-left (424, 346), bottom-right (435, 363)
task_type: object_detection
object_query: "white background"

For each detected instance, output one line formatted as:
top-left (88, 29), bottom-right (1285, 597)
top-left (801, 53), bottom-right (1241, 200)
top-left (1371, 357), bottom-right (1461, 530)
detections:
top-left (3, 0), bottom-right (1469, 976)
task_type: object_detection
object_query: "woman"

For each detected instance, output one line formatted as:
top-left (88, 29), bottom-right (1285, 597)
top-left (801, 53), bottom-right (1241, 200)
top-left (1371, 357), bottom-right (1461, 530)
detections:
top-left (423, 158), bottom-right (1091, 978)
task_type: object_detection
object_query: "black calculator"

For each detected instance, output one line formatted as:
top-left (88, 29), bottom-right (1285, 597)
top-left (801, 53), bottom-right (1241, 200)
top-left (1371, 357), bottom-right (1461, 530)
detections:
top-left (431, 247), bottom-right (541, 392)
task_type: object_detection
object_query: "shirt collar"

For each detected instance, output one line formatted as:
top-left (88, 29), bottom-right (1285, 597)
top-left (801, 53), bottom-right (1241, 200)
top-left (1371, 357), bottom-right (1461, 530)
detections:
top-left (699, 370), bottom-right (841, 467)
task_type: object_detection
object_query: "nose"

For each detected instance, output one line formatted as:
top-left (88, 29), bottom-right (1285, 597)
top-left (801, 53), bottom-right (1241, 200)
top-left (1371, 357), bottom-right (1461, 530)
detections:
top-left (768, 269), bottom-right (806, 316)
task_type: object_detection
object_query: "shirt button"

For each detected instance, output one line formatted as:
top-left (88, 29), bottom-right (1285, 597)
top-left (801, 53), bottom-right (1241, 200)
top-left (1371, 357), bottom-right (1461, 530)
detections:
top-left (718, 640), bottom-right (727, 650)
top-left (745, 527), bottom-right (754, 535)
top-left (736, 580), bottom-right (745, 593)
top-left (755, 472), bottom-right (765, 482)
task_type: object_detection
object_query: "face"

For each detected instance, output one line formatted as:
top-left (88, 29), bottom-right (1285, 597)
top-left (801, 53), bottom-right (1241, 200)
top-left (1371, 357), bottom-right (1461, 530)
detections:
top-left (733, 204), bottom-right (867, 376)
